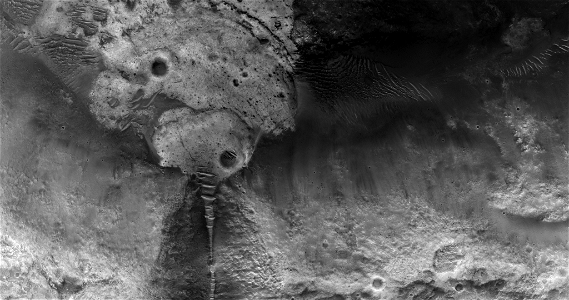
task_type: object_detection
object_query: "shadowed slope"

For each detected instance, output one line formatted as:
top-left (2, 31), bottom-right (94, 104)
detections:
top-left (499, 4), bottom-right (569, 78)
top-left (500, 34), bottom-right (568, 78)
top-left (295, 55), bottom-right (442, 131)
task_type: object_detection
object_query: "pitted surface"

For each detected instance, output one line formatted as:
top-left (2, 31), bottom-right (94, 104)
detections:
top-left (152, 108), bottom-right (255, 179)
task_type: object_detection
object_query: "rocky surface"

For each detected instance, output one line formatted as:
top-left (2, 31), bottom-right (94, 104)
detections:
top-left (1, 47), bottom-right (190, 299)
top-left (1, 0), bottom-right (568, 300)
top-left (1, 0), bottom-right (297, 178)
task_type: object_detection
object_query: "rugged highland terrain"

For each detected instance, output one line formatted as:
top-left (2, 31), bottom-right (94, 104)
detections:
top-left (1, 0), bottom-right (567, 299)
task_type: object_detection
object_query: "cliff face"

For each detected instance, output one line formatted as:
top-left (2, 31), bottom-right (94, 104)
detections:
top-left (1, 1), bottom-right (568, 299)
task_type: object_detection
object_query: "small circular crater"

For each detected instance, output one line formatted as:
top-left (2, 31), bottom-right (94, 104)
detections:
top-left (220, 150), bottom-right (238, 169)
top-left (372, 278), bottom-right (383, 289)
top-left (232, 79), bottom-right (240, 87)
top-left (151, 58), bottom-right (168, 76)
top-left (455, 283), bottom-right (463, 291)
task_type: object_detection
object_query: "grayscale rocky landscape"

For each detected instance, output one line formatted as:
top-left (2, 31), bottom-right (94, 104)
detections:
top-left (0, 0), bottom-right (567, 299)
